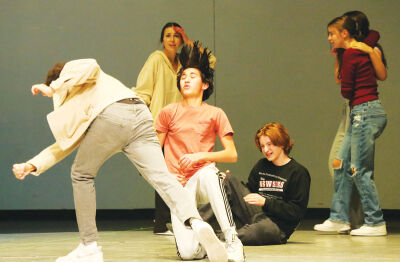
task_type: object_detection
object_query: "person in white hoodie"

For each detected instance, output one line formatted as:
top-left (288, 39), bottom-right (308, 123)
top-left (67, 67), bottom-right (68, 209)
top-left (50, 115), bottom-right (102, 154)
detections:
top-left (12, 59), bottom-right (227, 262)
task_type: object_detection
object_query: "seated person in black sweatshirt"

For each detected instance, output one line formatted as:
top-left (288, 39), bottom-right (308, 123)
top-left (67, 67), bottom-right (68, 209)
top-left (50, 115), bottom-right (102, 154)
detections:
top-left (220, 122), bottom-right (311, 245)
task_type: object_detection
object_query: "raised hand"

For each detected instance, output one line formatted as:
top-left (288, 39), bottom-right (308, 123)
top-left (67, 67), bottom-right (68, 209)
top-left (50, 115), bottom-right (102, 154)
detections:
top-left (174, 27), bottom-right (193, 46)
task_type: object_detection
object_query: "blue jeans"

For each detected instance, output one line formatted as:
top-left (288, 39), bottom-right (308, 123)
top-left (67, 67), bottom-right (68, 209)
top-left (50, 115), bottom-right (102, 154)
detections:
top-left (329, 100), bottom-right (387, 226)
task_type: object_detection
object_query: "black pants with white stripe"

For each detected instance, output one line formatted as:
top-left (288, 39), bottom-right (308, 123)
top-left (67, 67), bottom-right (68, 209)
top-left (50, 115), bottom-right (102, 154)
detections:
top-left (200, 174), bottom-right (286, 245)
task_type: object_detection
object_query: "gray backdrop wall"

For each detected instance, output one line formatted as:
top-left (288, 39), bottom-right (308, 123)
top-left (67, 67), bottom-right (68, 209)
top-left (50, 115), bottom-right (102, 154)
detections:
top-left (1, 0), bottom-right (399, 210)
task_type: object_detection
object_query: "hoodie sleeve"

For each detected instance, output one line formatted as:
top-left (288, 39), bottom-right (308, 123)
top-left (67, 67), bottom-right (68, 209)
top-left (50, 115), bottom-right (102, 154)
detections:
top-left (50, 59), bottom-right (100, 107)
top-left (364, 30), bottom-right (380, 47)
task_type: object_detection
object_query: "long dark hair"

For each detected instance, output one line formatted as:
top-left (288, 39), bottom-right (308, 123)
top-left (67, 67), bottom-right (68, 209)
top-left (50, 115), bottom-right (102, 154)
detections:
top-left (343, 11), bottom-right (369, 41)
top-left (343, 11), bottom-right (387, 67)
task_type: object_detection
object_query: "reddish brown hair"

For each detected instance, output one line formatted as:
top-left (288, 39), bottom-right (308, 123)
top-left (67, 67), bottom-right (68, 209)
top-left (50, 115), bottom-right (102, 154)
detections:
top-left (255, 122), bottom-right (294, 155)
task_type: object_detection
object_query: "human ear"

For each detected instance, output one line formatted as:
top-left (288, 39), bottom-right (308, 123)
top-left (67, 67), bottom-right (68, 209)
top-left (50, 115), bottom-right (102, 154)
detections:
top-left (341, 29), bottom-right (350, 39)
top-left (202, 83), bottom-right (209, 90)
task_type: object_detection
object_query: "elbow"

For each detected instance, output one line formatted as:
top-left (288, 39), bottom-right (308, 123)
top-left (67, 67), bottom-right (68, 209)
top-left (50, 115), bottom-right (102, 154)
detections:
top-left (377, 73), bottom-right (387, 81)
top-left (230, 151), bottom-right (238, 162)
top-left (341, 88), bottom-right (352, 99)
top-left (222, 150), bottom-right (238, 163)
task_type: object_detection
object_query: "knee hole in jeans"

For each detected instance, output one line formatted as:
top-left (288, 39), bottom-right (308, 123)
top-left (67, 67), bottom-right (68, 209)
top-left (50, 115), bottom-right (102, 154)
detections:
top-left (332, 158), bottom-right (342, 169)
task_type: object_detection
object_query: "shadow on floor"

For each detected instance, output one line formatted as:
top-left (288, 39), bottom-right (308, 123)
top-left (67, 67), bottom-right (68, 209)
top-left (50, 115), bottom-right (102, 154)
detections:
top-left (1, 208), bottom-right (399, 234)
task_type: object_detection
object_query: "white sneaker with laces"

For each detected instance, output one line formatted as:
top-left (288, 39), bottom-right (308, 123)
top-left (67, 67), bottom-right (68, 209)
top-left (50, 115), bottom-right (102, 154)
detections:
top-left (55, 242), bottom-right (103, 262)
top-left (191, 219), bottom-right (228, 262)
top-left (226, 231), bottom-right (245, 262)
top-left (314, 219), bottom-right (350, 233)
top-left (350, 224), bottom-right (387, 236)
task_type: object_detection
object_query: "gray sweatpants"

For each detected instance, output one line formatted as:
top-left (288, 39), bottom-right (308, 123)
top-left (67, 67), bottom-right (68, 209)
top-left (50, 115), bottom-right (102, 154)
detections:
top-left (70, 101), bottom-right (201, 244)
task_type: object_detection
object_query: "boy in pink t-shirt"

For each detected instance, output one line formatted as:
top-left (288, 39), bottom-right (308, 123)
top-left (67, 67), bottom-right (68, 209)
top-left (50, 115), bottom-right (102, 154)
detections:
top-left (156, 102), bottom-right (234, 183)
top-left (155, 43), bottom-right (244, 262)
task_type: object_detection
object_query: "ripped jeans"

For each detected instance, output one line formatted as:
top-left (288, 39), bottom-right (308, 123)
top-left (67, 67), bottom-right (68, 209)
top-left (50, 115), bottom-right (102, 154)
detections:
top-left (329, 100), bottom-right (387, 226)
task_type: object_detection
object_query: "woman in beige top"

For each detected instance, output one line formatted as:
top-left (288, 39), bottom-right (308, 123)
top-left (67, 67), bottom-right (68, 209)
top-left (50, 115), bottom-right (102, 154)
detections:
top-left (135, 22), bottom-right (216, 120)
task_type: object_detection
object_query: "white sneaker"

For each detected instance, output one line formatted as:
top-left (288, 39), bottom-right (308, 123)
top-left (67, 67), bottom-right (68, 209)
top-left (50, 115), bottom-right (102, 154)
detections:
top-left (191, 219), bottom-right (228, 262)
top-left (226, 232), bottom-right (245, 262)
top-left (55, 242), bottom-right (103, 262)
top-left (350, 224), bottom-right (387, 236)
top-left (314, 219), bottom-right (350, 233)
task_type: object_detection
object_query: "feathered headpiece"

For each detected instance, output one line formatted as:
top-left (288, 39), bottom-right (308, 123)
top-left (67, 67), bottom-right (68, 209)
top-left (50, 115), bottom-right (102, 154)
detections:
top-left (177, 41), bottom-right (214, 101)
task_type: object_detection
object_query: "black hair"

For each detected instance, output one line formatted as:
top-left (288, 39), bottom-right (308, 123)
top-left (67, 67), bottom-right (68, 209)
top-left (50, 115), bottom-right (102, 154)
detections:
top-left (343, 11), bottom-right (387, 67)
top-left (177, 42), bottom-right (214, 101)
top-left (343, 11), bottom-right (370, 41)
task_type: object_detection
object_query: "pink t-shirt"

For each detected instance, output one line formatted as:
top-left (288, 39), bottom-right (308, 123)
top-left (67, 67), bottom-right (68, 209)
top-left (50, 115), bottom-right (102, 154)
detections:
top-left (155, 102), bottom-right (234, 182)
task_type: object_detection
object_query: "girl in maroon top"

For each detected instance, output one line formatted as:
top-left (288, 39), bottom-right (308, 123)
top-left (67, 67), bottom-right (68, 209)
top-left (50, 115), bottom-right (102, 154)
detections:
top-left (315, 14), bottom-right (388, 236)
top-left (320, 11), bottom-right (388, 232)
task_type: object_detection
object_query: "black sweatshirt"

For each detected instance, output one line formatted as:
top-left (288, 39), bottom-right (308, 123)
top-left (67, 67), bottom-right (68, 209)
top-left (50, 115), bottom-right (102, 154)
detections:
top-left (246, 158), bottom-right (311, 238)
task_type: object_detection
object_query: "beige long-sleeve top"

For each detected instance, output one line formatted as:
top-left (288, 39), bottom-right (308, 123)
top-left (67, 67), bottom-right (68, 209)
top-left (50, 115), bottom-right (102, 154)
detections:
top-left (28, 59), bottom-right (138, 175)
top-left (134, 50), bottom-right (216, 120)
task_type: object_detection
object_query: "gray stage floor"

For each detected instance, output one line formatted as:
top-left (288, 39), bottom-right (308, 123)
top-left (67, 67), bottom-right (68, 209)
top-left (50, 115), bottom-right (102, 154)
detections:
top-left (0, 218), bottom-right (399, 261)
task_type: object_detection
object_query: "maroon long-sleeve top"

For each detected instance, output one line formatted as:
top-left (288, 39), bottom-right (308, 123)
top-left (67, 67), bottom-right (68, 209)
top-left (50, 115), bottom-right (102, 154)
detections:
top-left (340, 30), bottom-right (380, 107)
